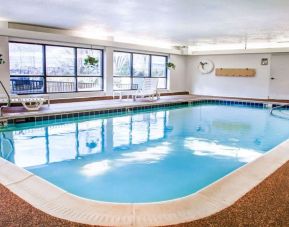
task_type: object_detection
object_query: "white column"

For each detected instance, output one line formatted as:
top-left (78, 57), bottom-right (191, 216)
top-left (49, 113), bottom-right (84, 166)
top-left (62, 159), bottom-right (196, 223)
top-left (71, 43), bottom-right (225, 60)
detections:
top-left (104, 47), bottom-right (113, 96)
top-left (0, 36), bottom-right (10, 94)
top-left (168, 54), bottom-right (188, 93)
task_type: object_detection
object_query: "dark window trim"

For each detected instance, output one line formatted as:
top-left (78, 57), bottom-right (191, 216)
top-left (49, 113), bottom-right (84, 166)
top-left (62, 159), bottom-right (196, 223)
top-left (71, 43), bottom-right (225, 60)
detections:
top-left (46, 76), bottom-right (104, 78)
top-left (9, 41), bottom-right (104, 94)
top-left (113, 51), bottom-right (168, 90)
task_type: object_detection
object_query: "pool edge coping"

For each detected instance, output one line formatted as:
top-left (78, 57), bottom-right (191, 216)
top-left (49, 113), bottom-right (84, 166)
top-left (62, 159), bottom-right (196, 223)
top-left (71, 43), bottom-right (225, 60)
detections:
top-left (1, 98), bottom-right (289, 226)
top-left (2, 95), bottom-right (284, 125)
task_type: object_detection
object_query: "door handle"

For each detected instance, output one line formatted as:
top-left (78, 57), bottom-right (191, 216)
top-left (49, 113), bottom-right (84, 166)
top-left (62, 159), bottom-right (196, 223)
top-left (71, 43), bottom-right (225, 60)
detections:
top-left (271, 77), bottom-right (275, 80)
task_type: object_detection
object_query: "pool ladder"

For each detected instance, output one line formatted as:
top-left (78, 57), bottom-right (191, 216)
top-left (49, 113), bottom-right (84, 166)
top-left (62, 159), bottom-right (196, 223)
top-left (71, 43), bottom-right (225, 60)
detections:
top-left (0, 80), bottom-right (11, 117)
top-left (270, 104), bottom-right (289, 113)
top-left (270, 104), bottom-right (289, 119)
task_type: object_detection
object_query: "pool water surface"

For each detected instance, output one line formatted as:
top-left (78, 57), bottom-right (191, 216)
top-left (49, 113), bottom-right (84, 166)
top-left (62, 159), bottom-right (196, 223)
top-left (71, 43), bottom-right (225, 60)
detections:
top-left (1, 103), bottom-right (289, 203)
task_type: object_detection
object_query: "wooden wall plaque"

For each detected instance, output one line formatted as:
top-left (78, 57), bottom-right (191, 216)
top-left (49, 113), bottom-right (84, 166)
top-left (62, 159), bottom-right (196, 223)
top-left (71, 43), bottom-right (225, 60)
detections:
top-left (215, 68), bottom-right (256, 77)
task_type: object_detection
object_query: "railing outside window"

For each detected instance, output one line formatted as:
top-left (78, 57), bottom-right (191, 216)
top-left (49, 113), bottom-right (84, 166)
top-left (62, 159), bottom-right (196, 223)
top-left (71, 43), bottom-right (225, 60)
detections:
top-left (113, 51), bottom-right (168, 90)
top-left (9, 42), bottom-right (104, 94)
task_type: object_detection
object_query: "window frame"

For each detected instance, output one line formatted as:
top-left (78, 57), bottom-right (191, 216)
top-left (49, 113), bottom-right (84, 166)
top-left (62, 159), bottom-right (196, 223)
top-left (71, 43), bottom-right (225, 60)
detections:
top-left (9, 41), bottom-right (104, 94)
top-left (113, 51), bottom-right (168, 90)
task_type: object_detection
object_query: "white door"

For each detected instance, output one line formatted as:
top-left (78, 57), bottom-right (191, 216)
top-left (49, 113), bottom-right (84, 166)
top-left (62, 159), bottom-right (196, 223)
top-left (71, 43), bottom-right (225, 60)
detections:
top-left (269, 54), bottom-right (289, 99)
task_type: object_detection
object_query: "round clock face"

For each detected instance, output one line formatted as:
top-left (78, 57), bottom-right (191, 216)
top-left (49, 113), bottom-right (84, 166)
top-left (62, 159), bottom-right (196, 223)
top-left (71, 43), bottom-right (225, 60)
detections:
top-left (198, 59), bottom-right (214, 74)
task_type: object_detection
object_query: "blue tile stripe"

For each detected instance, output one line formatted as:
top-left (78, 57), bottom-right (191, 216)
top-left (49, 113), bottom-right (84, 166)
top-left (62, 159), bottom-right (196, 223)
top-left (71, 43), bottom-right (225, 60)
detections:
top-left (5, 99), bottom-right (279, 126)
top-left (191, 99), bottom-right (266, 108)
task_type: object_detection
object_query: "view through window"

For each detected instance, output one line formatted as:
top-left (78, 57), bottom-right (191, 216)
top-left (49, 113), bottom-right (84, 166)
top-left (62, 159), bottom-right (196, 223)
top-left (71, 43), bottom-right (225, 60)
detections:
top-left (113, 51), bottom-right (167, 90)
top-left (9, 42), bottom-right (103, 94)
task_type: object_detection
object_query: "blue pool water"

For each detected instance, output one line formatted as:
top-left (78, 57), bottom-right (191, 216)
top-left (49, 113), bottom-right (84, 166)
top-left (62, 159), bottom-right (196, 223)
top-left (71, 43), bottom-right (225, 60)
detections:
top-left (1, 103), bottom-right (289, 203)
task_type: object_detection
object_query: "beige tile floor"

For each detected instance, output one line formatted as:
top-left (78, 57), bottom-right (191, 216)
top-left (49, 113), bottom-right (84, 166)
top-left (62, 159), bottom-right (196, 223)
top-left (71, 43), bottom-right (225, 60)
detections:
top-left (2, 95), bottom-right (198, 119)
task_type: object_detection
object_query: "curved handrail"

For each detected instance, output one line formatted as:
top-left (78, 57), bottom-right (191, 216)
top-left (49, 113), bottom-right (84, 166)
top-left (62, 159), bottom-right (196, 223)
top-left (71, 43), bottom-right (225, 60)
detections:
top-left (0, 81), bottom-right (11, 106)
top-left (0, 81), bottom-right (11, 117)
top-left (270, 104), bottom-right (289, 114)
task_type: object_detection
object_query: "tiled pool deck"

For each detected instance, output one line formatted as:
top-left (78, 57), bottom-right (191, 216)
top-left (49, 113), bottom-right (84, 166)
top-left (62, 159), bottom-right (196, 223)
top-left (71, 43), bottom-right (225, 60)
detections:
top-left (2, 94), bottom-right (287, 124)
top-left (1, 95), bottom-right (289, 226)
top-left (2, 160), bottom-right (289, 226)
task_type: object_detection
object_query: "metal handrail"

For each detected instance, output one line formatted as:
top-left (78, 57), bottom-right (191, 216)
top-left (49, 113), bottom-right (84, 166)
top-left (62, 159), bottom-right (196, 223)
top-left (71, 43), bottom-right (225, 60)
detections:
top-left (270, 104), bottom-right (289, 114)
top-left (0, 81), bottom-right (11, 117)
top-left (0, 81), bottom-right (11, 106)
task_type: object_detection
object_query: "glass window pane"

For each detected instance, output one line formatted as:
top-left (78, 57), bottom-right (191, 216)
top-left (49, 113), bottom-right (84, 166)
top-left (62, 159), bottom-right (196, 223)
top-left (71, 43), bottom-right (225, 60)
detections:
top-left (9, 43), bottom-right (43, 76)
top-left (132, 78), bottom-right (144, 90)
top-left (77, 77), bottom-right (102, 91)
top-left (157, 78), bottom-right (167, 89)
top-left (113, 52), bottom-right (131, 76)
top-left (113, 77), bottom-right (132, 90)
top-left (151, 56), bottom-right (166, 77)
top-left (46, 46), bottom-right (75, 76)
top-left (133, 54), bottom-right (149, 77)
top-left (77, 48), bottom-right (102, 76)
top-left (47, 77), bottom-right (76, 93)
top-left (10, 76), bottom-right (44, 94)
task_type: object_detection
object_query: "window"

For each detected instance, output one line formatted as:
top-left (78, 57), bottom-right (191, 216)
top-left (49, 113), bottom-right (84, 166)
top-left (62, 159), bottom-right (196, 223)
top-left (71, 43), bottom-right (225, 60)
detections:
top-left (46, 46), bottom-right (76, 93)
top-left (133, 54), bottom-right (149, 77)
top-left (151, 56), bottom-right (166, 77)
top-left (46, 77), bottom-right (76, 93)
top-left (113, 52), bottom-right (132, 90)
top-left (113, 51), bottom-right (167, 90)
top-left (9, 42), bottom-right (104, 94)
top-left (9, 43), bottom-right (44, 94)
top-left (46, 46), bottom-right (75, 76)
top-left (77, 48), bottom-right (102, 76)
top-left (77, 48), bottom-right (103, 91)
top-left (10, 76), bottom-right (45, 94)
top-left (151, 56), bottom-right (167, 89)
top-left (113, 52), bottom-right (131, 77)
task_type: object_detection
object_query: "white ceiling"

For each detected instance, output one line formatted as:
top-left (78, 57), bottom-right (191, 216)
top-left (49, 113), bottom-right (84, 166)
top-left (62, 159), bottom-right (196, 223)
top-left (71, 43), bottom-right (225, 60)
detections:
top-left (1, 0), bottom-right (289, 49)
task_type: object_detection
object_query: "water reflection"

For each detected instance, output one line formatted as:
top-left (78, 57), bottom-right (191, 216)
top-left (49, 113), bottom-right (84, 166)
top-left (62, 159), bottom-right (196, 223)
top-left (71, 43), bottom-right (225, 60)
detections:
top-left (0, 111), bottom-right (168, 168)
top-left (184, 137), bottom-right (262, 163)
top-left (2, 105), bottom-right (289, 203)
top-left (1, 105), bottom-right (289, 170)
top-left (81, 144), bottom-right (170, 177)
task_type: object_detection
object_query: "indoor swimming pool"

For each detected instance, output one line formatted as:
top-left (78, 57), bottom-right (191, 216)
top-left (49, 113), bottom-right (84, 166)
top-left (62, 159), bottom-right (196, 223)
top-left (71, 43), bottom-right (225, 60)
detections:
top-left (1, 102), bottom-right (289, 203)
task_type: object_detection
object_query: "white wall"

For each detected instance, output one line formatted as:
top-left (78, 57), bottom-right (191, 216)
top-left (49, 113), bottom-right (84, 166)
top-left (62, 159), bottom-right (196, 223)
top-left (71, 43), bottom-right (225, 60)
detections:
top-left (2, 26), bottom-right (289, 100)
top-left (0, 36), bottom-right (10, 95)
top-left (0, 35), bottom-right (188, 99)
top-left (269, 53), bottom-right (289, 99)
top-left (187, 54), bottom-right (272, 99)
top-left (168, 54), bottom-right (187, 92)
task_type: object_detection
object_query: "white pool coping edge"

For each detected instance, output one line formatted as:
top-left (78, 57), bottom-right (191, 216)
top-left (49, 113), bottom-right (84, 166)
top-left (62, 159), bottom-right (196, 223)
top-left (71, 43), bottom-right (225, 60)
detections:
top-left (0, 99), bottom-right (289, 226)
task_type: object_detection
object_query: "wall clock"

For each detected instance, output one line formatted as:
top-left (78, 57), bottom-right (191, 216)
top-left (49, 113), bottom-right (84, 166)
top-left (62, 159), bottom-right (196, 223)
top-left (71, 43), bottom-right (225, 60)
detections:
top-left (198, 59), bottom-right (214, 74)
